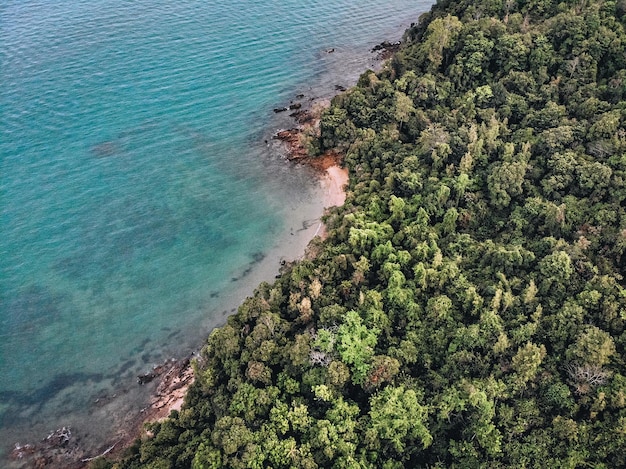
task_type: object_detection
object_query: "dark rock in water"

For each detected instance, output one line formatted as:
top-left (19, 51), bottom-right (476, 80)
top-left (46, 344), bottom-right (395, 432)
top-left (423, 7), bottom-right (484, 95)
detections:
top-left (138, 363), bottom-right (166, 385)
top-left (54, 251), bottom-right (95, 280)
top-left (0, 372), bottom-right (104, 411)
top-left (326, 48), bottom-right (335, 53)
top-left (10, 427), bottom-right (75, 466)
top-left (296, 94), bottom-right (305, 99)
top-left (133, 337), bottom-right (151, 354)
top-left (137, 357), bottom-right (191, 398)
top-left (290, 109), bottom-right (314, 125)
top-left (44, 427), bottom-right (72, 448)
top-left (371, 40), bottom-right (396, 52)
top-left (272, 128), bottom-right (302, 141)
top-left (10, 443), bottom-right (36, 460)
top-left (334, 85), bottom-right (347, 92)
top-left (34, 373), bottom-right (104, 405)
top-left (137, 372), bottom-right (156, 385)
top-left (371, 40), bottom-right (401, 57)
top-left (276, 103), bottom-right (301, 112)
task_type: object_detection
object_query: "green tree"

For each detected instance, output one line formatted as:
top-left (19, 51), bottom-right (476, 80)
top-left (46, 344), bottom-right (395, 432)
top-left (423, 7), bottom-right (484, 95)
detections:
top-left (366, 385), bottom-right (432, 455)
top-left (419, 15), bottom-right (463, 71)
top-left (511, 342), bottom-right (547, 390)
top-left (336, 310), bottom-right (379, 385)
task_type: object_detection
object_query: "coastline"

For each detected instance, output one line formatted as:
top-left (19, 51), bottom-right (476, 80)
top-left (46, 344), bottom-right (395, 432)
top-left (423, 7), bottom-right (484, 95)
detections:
top-left (104, 163), bottom-right (350, 465)
top-left (87, 74), bottom-right (352, 469)
top-left (5, 13), bottom-right (417, 469)
top-left (77, 167), bottom-right (349, 469)
top-left (69, 1), bottom-right (626, 466)
top-left (117, 119), bottom-right (351, 463)
top-left (97, 36), bottom-right (401, 468)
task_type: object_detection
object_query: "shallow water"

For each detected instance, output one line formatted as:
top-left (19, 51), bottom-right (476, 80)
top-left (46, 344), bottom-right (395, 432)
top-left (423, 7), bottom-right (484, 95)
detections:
top-left (0, 0), bottom-right (432, 462)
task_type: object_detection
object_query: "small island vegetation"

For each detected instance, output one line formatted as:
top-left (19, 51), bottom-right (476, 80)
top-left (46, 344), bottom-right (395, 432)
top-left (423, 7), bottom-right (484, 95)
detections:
top-left (100, 0), bottom-right (626, 467)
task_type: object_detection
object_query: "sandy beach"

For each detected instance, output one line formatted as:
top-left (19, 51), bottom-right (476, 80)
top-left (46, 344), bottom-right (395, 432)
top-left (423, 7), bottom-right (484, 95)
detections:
top-left (322, 165), bottom-right (349, 207)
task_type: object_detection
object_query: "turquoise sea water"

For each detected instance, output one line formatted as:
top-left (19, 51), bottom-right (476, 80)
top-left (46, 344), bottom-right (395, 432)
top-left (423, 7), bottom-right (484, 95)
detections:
top-left (1, 0), bottom-right (431, 461)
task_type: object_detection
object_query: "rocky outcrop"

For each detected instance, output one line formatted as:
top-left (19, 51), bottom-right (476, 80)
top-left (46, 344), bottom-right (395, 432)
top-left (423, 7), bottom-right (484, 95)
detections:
top-left (371, 40), bottom-right (401, 59)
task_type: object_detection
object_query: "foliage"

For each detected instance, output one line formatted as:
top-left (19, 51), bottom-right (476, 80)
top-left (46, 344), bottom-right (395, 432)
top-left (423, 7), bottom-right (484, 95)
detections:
top-left (111, 0), bottom-right (626, 467)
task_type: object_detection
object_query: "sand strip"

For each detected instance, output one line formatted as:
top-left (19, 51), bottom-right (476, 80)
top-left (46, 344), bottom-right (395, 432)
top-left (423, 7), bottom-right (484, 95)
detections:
top-left (322, 165), bottom-right (349, 208)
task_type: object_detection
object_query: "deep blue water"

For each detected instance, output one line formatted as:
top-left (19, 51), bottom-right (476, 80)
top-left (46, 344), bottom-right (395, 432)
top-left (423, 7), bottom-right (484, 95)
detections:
top-left (0, 0), bottom-right (431, 461)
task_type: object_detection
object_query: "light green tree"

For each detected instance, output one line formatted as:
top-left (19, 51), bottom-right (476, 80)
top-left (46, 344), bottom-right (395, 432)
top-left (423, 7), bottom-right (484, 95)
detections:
top-left (367, 385), bottom-right (432, 454)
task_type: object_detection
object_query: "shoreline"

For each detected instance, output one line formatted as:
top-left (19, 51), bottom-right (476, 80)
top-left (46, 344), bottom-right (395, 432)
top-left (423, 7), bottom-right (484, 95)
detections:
top-left (88, 89), bottom-right (352, 469)
top-left (122, 115), bottom-right (351, 462)
top-left (115, 161), bottom-right (349, 462)
top-left (6, 23), bottom-right (410, 469)
top-left (9, 103), bottom-right (354, 469)
top-left (81, 160), bottom-right (350, 469)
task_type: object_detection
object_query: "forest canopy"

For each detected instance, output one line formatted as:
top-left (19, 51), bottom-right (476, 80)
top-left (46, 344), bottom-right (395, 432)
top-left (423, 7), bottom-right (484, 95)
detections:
top-left (106, 0), bottom-right (626, 467)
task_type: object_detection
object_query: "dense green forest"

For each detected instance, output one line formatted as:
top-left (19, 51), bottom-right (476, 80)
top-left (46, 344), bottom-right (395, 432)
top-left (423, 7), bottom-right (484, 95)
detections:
top-left (104, 0), bottom-right (626, 467)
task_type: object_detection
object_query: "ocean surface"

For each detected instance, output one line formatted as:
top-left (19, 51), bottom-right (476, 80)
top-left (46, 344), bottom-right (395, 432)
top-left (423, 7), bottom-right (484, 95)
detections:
top-left (0, 0), bottom-right (431, 462)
